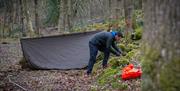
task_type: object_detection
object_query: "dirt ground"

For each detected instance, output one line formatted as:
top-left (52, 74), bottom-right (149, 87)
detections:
top-left (0, 40), bottom-right (141, 91)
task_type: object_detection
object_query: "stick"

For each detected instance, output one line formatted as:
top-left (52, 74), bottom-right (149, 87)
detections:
top-left (7, 75), bottom-right (28, 91)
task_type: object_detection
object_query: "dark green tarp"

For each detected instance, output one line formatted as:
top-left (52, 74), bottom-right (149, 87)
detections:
top-left (20, 31), bottom-right (101, 69)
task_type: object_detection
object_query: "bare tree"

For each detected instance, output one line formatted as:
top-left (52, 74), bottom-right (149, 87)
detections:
top-left (124, 0), bottom-right (134, 38)
top-left (58, 0), bottom-right (66, 32)
top-left (22, 0), bottom-right (34, 37)
top-left (34, 0), bottom-right (40, 36)
top-left (2, 0), bottom-right (7, 38)
top-left (19, 0), bottom-right (26, 37)
top-left (142, 0), bottom-right (180, 91)
top-left (1, 0), bottom-right (13, 38)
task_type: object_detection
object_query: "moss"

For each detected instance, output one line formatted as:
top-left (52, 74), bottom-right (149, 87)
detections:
top-left (118, 44), bottom-right (126, 51)
top-left (97, 68), bottom-right (118, 85)
top-left (142, 50), bottom-right (180, 91)
top-left (111, 81), bottom-right (128, 90)
top-left (92, 60), bottom-right (102, 74)
top-left (121, 52), bottom-right (127, 56)
top-left (109, 57), bottom-right (121, 68)
top-left (127, 43), bottom-right (139, 49)
top-left (141, 46), bottom-right (161, 75)
top-left (97, 68), bottom-right (128, 90)
top-left (97, 72), bottom-right (128, 90)
top-left (126, 48), bottom-right (133, 53)
top-left (134, 27), bottom-right (143, 40)
top-left (133, 41), bottom-right (140, 46)
top-left (141, 45), bottom-right (160, 90)
top-left (109, 57), bottom-right (129, 68)
top-left (96, 53), bottom-right (104, 61)
top-left (159, 57), bottom-right (180, 91)
top-left (92, 23), bottom-right (108, 30)
top-left (125, 49), bottom-right (138, 59)
top-left (19, 57), bottom-right (29, 69)
top-left (119, 57), bottom-right (130, 66)
top-left (118, 43), bottom-right (138, 54)
top-left (141, 45), bottom-right (180, 91)
top-left (92, 53), bottom-right (104, 74)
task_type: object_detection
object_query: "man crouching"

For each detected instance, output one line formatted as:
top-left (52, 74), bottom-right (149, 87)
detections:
top-left (86, 31), bottom-right (124, 76)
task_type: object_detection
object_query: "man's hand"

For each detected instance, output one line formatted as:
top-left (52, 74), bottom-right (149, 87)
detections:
top-left (116, 52), bottom-right (121, 56)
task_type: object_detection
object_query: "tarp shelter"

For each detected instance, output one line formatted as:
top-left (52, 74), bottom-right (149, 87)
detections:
top-left (20, 31), bottom-right (101, 69)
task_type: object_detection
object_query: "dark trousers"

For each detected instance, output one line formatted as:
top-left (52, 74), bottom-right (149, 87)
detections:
top-left (87, 42), bottom-right (98, 74)
top-left (87, 42), bottom-right (110, 74)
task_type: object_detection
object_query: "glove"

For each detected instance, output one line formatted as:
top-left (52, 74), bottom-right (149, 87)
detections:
top-left (116, 52), bottom-right (121, 56)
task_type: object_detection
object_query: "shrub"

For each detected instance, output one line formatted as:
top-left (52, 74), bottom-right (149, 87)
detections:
top-left (109, 57), bottom-right (130, 68)
top-left (134, 27), bottom-right (143, 40)
top-left (97, 68), bottom-right (118, 85)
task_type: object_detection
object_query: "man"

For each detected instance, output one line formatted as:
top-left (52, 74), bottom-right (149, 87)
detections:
top-left (86, 31), bottom-right (123, 76)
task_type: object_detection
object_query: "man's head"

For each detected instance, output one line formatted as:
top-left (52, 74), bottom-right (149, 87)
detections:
top-left (115, 32), bottom-right (124, 41)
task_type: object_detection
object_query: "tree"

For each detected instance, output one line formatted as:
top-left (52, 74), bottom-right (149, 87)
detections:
top-left (66, 0), bottom-right (73, 31)
top-left (110, 0), bottom-right (124, 20)
top-left (22, 0), bottom-right (34, 37)
top-left (58, 0), bottom-right (67, 32)
top-left (1, 0), bottom-right (14, 38)
top-left (142, 0), bottom-right (180, 91)
top-left (19, 0), bottom-right (26, 37)
top-left (34, 0), bottom-right (40, 36)
top-left (124, 0), bottom-right (134, 38)
top-left (45, 0), bottom-right (60, 26)
top-left (58, 0), bottom-right (86, 32)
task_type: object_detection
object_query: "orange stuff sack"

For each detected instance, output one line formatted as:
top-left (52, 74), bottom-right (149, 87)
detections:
top-left (121, 64), bottom-right (142, 80)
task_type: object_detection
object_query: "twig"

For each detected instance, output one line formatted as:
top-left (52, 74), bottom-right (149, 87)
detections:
top-left (7, 75), bottom-right (28, 91)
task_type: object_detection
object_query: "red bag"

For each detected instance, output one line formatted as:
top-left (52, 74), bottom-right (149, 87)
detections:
top-left (121, 63), bottom-right (142, 80)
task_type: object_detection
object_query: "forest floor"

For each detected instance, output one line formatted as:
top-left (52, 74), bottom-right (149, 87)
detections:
top-left (0, 39), bottom-right (141, 91)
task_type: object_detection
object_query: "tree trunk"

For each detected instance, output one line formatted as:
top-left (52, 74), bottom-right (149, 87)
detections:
top-left (124, 0), bottom-right (134, 38)
top-left (3, 0), bottom-right (8, 37)
top-left (22, 0), bottom-right (34, 37)
top-left (2, 0), bottom-right (14, 38)
top-left (115, 0), bottom-right (124, 19)
top-left (67, 0), bottom-right (72, 31)
top-left (19, 0), bottom-right (26, 37)
top-left (89, 0), bottom-right (94, 19)
top-left (102, 0), bottom-right (110, 20)
top-left (8, 0), bottom-right (14, 37)
top-left (16, 0), bottom-right (22, 37)
top-left (2, 0), bottom-right (7, 38)
top-left (139, 0), bottom-right (142, 9)
top-left (108, 0), bottom-right (112, 21)
top-left (2, 9), bottom-right (6, 39)
top-left (142, 0), bottom-right (180, 91)
top-left (34, 0), bottom-right (40, 36)
top-left (58, 0), bottom-right (66, 33)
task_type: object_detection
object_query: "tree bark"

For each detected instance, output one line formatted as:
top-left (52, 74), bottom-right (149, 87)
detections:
top-left (34, 0), bottom-right (40, 36)
top-left (58, 0), bottom-right (73, 32)
top-left (1, 0), bottom-right (11, 38)
top-left (67, 0), bottom-right (73, 31)
top-left (22, 0), bottom-right (34, 37)
top-left (2, 8), bottom-right (6, 39)
top-left (124, 0), bottom-right (134, 37)
top-left (8, 0), bottom-right (14, 37)
top-left (142, 0), bottom-right (180, 91)
top-left (19, 0), bottom-right (26, 37)
top-left (58, 0), bottom-right (66, 33)
top-left (116, 0), bottom-right (124, 19)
